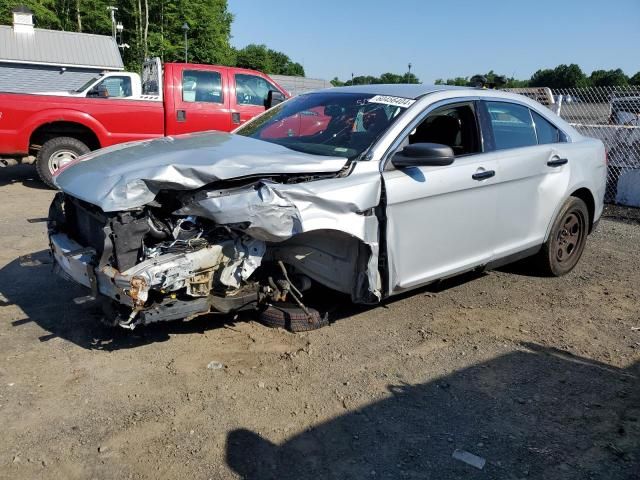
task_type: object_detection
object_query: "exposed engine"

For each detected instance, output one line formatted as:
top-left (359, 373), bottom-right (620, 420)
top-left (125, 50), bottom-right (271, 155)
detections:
top-left (48, 192), bottom-right (306, 329)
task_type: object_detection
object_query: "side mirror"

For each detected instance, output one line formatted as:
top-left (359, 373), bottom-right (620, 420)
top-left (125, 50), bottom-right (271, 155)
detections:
top-left (265, 90), bottom-right (286, 109)
top-left (392, 143), bottom-right (455, 168)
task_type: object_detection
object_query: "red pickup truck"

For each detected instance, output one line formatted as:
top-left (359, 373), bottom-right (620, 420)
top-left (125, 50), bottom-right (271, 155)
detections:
top-left (0, 60), bottom-right (288, 187)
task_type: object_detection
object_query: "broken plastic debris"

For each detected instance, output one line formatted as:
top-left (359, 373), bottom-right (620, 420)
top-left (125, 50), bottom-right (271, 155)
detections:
top-left (452, 449), bottom-right (486, 470)
top-left (207, 361), bottom-right (224, 370)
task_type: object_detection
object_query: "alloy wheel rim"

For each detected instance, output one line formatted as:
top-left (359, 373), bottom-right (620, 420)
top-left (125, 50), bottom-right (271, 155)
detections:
top-left (555, 211), bottom-right (585, 263)
top-left (48, 149), bottom-right (78, 174)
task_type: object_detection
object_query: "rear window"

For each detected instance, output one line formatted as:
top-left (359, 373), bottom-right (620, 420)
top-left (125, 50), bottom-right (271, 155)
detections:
top-left (531, 110), bottom-right (561, 144)
top-left (486, 101), bottom-right (537, 150)
top-left (182, 70), bottom-right (223, 103)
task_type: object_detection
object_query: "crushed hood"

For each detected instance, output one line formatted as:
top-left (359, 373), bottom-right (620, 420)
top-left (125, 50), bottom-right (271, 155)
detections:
top-left (54, 131), bottom-right (349, 212)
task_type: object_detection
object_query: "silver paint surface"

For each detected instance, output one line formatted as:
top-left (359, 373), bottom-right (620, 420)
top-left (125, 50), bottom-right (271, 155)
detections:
top-left (54, 131), bottom-right (348, 212)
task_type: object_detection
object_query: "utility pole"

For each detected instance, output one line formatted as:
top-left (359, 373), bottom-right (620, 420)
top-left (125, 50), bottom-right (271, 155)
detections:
top-left (107, 6), bottom-right (118, 40)
top-left (408, 63), bottom-right (412, 83)
top-left (182, 22), bottom-right (190, 63)
top-left (351, 73), bottom-right (354, 85)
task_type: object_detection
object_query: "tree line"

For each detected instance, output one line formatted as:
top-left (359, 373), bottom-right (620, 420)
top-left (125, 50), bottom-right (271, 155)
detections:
top-left (435, 65), bottom-right (640, 88)
top-left (331, 65), bottom-right (640, 89)
top-left (330, 72), bottom-right (420, 86)
top-left (0, 0), bottom-right (305, 75)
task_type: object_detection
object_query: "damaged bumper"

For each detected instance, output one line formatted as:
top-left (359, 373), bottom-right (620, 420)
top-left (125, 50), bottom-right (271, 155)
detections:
top-left (47, 159), bottom-right (384, 329)
top-left (50, 230), bottom-right (265, 326)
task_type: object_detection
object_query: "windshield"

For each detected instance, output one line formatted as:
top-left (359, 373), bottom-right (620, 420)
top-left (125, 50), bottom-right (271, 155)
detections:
top-left (235, 92), bottom-right (412, 159)
top-left (75, 76), bottom-right (102, 93)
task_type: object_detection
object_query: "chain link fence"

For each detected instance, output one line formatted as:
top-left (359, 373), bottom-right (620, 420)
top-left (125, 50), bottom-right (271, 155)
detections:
top-left (507, 86), bottom-right (640, 205)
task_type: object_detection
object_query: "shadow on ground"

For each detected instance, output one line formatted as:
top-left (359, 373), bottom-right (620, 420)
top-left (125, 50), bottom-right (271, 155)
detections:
top-left (226, 344), bottom-right (639, 480)
top-left (0, 164), bottom-right (50, 190)
top-left (0, 250), bottom-right (242, 350)
top-left (1, 247), bottom-right (494, 351)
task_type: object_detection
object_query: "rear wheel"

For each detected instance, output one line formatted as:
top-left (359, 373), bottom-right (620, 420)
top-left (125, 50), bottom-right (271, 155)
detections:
top-left (36, 137), bottom-right (89, 189)
top-left (536, 197), bottom-right (589, 276)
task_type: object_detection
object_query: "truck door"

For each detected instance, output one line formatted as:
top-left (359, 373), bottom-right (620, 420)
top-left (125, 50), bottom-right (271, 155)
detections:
top-left (231, 72), bottom-right (283, 128)
top-left (170, 66), bottom-right (231, 134)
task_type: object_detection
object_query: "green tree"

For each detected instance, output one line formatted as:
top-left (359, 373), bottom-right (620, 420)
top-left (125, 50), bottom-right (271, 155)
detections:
top-left (1, 0), bottom-right (61, 29)
top-left (589, 69), bottom-right (629, 87)
top-left (379, 72), bottom-right (404, 84)
top-left (330, 77), bottom-right (345, 87)
top-left (402, 72), bottom-right (419, 84)
top-left (236, 44), bottom-right (273, 72)
top-left (469, 74), bottom-right (486, 87)
top-left (630, 72), bottom-right (640, 86)
top-left (530, 64), bottom-right (588, 88)
top-left (235, 44), bottom-right (304, 76)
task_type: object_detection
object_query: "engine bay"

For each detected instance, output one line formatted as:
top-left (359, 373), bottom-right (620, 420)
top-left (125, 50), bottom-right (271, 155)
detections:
top-left (48, 192), bottom-right (323, 329)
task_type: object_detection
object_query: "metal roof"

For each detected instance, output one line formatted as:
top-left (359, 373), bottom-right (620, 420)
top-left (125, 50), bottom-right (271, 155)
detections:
top-left (320, 84), bottom-right (472, 99)
top-left (0, 25), bottom-right (124, 70)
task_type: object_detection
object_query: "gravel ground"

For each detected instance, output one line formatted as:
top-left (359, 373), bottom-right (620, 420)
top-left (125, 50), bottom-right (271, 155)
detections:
top-left (0, 165), bottom-right (638, 480)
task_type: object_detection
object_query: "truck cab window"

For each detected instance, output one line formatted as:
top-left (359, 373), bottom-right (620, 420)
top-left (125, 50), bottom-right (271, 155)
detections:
top-left (236, 74), bottom-right (279, 107)
top-left (93, 77), bottom-right (132, 98)
top-left (182, 70), bottom-right (223, 103)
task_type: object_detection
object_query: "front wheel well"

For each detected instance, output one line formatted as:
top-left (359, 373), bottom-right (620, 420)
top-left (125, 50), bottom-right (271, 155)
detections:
top-left (570, 188), bottom-right (595, 233)
top-left (29, 121), bottom-right (100, 154)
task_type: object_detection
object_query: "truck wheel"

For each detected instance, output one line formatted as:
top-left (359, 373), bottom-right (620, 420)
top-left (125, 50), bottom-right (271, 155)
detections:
top-left (535, 196), bottom-right (589, 276)
top-left (258, 304), bottom-right (329, 332)
top-left (36, 137), bottom-right (89, 189)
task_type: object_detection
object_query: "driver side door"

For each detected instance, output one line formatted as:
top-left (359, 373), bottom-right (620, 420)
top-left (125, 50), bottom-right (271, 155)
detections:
top-left (232, 73), bottom-right (283, 128)
top-left (382, 100), bottom-right (500, 294)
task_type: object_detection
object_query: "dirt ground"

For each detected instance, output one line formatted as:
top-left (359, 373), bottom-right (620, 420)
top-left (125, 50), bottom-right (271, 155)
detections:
top-left (0, 165), bottom-right (638, 480)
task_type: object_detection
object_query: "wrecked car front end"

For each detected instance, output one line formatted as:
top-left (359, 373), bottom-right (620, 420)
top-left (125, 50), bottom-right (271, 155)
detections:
top-left (48, 191), bottom-right (270, 327)
top-left (48, 170), bottom-right (382, 329)
top-left (47, 91), bottom-right (412, 329)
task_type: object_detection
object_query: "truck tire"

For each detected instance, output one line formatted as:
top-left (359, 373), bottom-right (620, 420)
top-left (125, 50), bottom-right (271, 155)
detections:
top-left (36, 137), bottom-right (89, 189)
top-left (258, 304), bottom-right (329, 332)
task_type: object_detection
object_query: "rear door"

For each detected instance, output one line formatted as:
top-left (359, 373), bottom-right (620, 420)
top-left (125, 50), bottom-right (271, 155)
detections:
top-left (481, 100), bottom-right (572, 258)
top-left (231, 72), bottom-right (283, 128)
top-left (170, 66), bottom-right (231, 134)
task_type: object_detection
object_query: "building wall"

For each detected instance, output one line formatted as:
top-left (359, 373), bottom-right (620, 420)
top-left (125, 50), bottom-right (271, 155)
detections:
top-left (269, 75), bottom-right (332, 97)
top-left (0, 63), bottom-right (105, 93)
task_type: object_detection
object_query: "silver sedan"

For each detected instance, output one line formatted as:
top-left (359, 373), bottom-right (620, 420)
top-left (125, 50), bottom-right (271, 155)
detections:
top-left (48, 84), bottom-right (607, 330)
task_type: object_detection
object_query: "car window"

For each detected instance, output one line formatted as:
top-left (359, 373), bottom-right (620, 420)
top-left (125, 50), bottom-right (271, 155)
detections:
top-left (236, 92), bottom-right (408, 159)
top-left (486, 101), bottom-right (537, 150)
top-left (95, 76), bottom-right (132, 98)
top-left (531, 110), bottom-right (561, 144)
top-left (236, 74), bottom-right (280, 107)
top-left (405, 102), bottom-right (480, 156)
top-left (182, 70), bottom-right (223, 103)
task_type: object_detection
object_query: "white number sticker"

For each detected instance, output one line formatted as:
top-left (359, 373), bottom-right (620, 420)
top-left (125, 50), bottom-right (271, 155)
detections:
top-left (368, 95), bottom-right (416, 108)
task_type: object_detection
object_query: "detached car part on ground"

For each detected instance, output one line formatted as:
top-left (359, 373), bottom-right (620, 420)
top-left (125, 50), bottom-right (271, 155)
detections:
top-left (47, 85), bottom-right (607, 331)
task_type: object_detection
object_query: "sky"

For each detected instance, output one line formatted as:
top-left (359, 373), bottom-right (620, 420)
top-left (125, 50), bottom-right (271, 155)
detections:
top-left (228, 0), bottom-right (640, 83)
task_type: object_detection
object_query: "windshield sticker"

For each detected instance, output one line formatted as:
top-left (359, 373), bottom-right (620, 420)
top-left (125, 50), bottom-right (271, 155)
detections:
top-left (368, 95), bottom-right (416, 108)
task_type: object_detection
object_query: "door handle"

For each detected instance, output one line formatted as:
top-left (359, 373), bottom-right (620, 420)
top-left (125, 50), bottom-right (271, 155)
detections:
top-left (231, 112), bottom-right (241, 124)
top-left (547, 158), bottom-right (568, 167)
top-left (472, 170), bottom-right (495, 181)
top-left (176, 110), bottom-right (186, 122)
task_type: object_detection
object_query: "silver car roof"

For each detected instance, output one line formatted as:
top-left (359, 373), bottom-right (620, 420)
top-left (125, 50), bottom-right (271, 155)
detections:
top-left (309, 84), bottom-right (472, 99)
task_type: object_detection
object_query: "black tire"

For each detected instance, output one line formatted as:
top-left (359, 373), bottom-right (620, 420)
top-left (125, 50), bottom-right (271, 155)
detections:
top-left (536, 196), bottom-right (589, 276)
top-left (36, 137), bottom-right (90, 189)
top-left (258, 304), bottom-right (329, 332)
